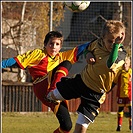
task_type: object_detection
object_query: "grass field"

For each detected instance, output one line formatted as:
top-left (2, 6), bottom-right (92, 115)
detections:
top-left (2, 112), bottom-right (131, 133)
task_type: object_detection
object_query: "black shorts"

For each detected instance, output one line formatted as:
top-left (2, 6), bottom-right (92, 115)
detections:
top-left (56, 74), bottom-right (106, 122)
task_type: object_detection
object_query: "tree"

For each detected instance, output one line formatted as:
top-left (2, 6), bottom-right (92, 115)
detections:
top-left (2, 2), bottom-right (65, 82)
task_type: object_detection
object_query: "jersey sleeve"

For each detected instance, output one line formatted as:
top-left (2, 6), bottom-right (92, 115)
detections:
top-left (14, 49), bottom-right (44, 69)
top-left (2, 57), bottom-right (17, 68)
top-left (107, 44), bottom-right (119, 68)
top-left (61, 42), bottom-right (91, 64)
top-left (76, 42), bottom-right (91, 57)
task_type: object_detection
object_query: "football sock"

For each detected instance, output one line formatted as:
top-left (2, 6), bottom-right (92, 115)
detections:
top-left (118, 116), bottom-right (122, 126)
top-left (49, 60), bottom-right (72, 92)
top-left (117, 111), bottom-right (123, 126)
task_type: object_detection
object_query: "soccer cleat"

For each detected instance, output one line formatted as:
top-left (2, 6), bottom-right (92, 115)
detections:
top-left (116, 125), bottom-right (121, 131)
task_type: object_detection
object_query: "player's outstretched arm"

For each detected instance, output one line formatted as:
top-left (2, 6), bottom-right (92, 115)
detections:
top-left (76, 42), bottom-right (91, 58)
top-left (2, 57), bottom-right (18, 68)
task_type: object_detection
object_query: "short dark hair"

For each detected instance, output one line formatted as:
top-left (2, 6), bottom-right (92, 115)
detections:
top-left (44, 31), bottom-right (63, 46)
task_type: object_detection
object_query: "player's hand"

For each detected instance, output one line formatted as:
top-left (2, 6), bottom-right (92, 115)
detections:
top-left (86, 52), bottom-right (95, 64)
top-left (115, 32), bottom-right (125, 44)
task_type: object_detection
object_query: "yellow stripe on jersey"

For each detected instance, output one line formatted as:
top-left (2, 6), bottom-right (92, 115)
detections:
top-left (16, 49), bottom-right (46, 69)
top-left (56, 70), bottom-right (67, 76)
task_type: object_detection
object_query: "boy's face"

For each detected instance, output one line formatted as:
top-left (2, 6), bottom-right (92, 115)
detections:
top-left (123, 58), bottom-right (131, 71)
top-left (103, 30), bottom-right (125, 52)
top-left (45, 37), bottom-right (62, 57)
top-left (103, 34), bottom-right (118, 52)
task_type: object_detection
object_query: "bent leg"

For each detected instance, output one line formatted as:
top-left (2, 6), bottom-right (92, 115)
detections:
top-left (33, 79), bottom-right (57, 111)
top-left (46, 61), bottom-right (72, 103)
top-left (54, 101), bottom-right (72, 133)
top-left (33, 80), bottom-right (72, 133)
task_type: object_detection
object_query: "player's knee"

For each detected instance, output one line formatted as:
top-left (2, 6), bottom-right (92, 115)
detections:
top-left (60, 120), bottom-right (72, 131)
top-left (60, 60), bottom-right (72, 71)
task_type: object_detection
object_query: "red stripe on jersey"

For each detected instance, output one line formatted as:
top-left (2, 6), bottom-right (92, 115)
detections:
top-left (28, 56), bottom-right (48, 79)
top-left (14, 57), bottom-right (25, 69)
top-left (73, 47), bottom-right (78, 62)
top-left (128, 74), bottom-right (132, 100)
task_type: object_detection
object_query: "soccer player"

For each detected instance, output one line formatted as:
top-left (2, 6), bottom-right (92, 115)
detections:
top-left (114, 57), bottom-right (132, 131)
top-left (2, 30), bottom-right (90, 133)
top-left (47, 20), bottom-right (127, 133)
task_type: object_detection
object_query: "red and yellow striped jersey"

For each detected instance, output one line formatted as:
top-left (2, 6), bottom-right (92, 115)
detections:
top-left (14, 47), bottom-right (79, 80)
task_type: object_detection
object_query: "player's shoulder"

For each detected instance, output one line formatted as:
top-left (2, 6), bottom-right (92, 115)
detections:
top-left (25, 48), bottom-right (46, 57)
top-left (90, 38), bottom-right (98, 44)
top-left (88, 38), bottom-right (99, 48)
top-left (91, 38), bottom-right (104, 47)
top-left (31, 48), bottom-right (45, 54)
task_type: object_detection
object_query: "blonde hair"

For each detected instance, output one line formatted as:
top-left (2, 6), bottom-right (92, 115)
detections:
top-left (101, 20), bottom-right (126, 38)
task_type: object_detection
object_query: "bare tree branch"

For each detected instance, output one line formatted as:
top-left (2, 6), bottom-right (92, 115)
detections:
top-left (21, 2), bottom-right (26, 22)
top-left (2, 21), bottom-right (23, 38)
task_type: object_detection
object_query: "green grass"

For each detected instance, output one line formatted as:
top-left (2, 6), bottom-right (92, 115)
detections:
top-left (2, 112), bottom-right (131, 133)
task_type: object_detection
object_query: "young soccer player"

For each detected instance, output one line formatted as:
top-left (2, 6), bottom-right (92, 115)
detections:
top-left (2, 30), bottom-right (90, 133)
top-left (47, 20), bottom-right (127, 133)
top-left (114, 57), bottom-right (132, 131)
